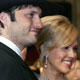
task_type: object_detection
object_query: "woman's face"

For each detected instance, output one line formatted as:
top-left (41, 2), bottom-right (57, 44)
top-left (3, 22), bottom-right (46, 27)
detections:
top-left (48, 41), bottom-right (78, 74)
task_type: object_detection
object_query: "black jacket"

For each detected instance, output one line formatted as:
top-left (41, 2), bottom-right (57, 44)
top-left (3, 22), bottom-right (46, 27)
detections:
top-left (0, 42), bottom-right (38, 80)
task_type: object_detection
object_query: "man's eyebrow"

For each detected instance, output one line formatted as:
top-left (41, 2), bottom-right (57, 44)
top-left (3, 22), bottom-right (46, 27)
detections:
top-left (31, 11), bottom-right (41, 16)
top-left (31, 11), bottom-right (39, 14)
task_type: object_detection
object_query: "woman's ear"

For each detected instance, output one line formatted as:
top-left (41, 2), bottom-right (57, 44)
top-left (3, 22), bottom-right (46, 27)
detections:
top-left (40, 45), bottom-right (46, 52)
top-left (40, 44), bottom-right (49, 56)
top-left (0, 12), bottom-right (11, 27)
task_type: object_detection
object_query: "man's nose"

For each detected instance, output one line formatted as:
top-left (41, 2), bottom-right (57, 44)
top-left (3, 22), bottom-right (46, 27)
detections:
top-left (33, 17), bottom-right (43, 29)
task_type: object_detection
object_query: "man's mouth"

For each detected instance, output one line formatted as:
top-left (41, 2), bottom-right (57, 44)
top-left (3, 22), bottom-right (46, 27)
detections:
top-left (30, 28), bottom-right (40, 35)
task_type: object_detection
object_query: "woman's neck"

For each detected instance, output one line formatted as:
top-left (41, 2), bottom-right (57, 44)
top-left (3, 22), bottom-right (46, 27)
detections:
top-left (40, 67), bottom-right (63, 80)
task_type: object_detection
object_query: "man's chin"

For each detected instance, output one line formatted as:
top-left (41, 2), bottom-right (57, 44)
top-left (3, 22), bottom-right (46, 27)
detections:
top-left (28, 39), bottom-right (37, 46)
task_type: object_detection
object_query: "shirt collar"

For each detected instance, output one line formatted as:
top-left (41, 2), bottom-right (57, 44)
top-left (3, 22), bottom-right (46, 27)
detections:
top-left (0, 36), bottom-right (22, 58)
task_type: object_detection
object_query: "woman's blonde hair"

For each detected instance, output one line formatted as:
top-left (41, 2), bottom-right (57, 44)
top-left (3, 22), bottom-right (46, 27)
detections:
top-left (37, 15), bottom-right (78, 66)
top-left (37, 15), bottom-right (78, 49)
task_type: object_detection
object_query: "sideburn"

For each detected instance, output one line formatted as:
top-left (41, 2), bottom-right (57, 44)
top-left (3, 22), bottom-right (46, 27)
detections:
top-left (0, 21), bottom-right (4, 28)
top-left (9, 12), bottom-right (16, 21)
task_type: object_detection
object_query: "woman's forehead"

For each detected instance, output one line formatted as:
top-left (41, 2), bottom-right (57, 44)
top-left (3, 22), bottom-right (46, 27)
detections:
top-left (70, 40), bottom-right (78, 47)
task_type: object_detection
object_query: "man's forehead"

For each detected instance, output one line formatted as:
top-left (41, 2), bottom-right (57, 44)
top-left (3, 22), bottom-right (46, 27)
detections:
top-left (21, 5), bottom-right (42, 14)
top-left (27, 5), bottom-right (41, 12)
top-left (27, 5), bottom-right (40, 8)
top-left (14, 5), bottom-right (42, 17)
top-left (13, 5), bottom-right (41, 15)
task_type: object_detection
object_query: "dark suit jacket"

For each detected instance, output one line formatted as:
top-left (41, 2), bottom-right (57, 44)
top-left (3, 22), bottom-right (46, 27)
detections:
top-left (0, 42), bottom-right (38, 80)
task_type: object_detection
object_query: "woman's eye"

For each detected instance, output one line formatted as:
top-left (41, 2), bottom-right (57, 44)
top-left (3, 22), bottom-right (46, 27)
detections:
top-left (73, 47), bottom-right (78, 52)
top-left (61, 46), bottom-right (69, 52)
top-left (62, 46), bottom-right (69, 50)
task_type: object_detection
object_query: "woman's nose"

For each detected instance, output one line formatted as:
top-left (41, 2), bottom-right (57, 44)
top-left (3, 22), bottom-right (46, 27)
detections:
top-left (68, 49), bottom-right (76, 58)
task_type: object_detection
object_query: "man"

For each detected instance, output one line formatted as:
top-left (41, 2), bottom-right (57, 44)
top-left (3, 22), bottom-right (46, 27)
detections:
top-left (0, 0), bottom-right (47, 80)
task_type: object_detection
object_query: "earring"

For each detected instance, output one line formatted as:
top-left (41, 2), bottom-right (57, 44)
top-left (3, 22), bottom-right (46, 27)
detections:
top-left (44, 56), bottom-right (48, 68)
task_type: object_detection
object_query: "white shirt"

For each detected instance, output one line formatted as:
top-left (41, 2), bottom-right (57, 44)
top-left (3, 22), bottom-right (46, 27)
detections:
top-left (0, 36), bottom-right (22, 58)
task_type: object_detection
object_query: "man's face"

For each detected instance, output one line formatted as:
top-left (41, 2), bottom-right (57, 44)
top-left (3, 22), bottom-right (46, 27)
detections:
top-left (7, 6), bottom-right (42, 49)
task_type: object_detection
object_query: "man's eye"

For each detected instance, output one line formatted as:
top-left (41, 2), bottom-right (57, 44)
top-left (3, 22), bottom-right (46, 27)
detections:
top-left (25, 13), bottom-right (34, 18)
top-left (29, 13), bottom-right (34, 17)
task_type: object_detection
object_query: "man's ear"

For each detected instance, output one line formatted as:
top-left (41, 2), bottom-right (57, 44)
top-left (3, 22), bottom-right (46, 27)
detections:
top-left (0, 12), bottom-right (11, 27)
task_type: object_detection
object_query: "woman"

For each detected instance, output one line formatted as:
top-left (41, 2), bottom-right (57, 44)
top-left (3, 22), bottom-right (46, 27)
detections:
top-left (37, 15), bottom-right (78, 80)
